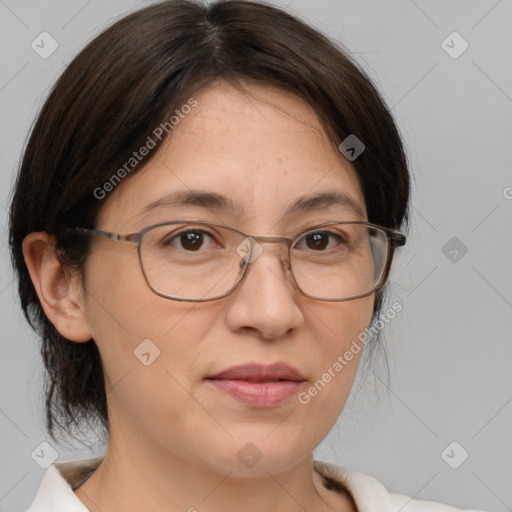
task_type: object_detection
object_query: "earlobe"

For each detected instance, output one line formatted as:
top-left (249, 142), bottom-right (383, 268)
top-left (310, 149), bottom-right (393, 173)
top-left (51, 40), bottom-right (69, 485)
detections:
top-left (22, 232), bottom-right (92, 343)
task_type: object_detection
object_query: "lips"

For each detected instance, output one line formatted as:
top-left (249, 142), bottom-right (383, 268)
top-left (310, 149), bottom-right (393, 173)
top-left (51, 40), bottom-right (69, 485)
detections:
top-left (205, 362), bottom-right (306, 407)
top-left (206, 362), bottom-right (306, 382)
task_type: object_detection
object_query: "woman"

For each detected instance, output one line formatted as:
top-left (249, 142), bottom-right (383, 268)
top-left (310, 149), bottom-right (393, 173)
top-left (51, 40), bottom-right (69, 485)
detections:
top-left (9, 1), bottom-right (485, 511)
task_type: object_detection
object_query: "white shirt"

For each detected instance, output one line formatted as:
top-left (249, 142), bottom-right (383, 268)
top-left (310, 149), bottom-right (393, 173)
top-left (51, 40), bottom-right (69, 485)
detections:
top-left (24, 457), bottom-right (486, 511)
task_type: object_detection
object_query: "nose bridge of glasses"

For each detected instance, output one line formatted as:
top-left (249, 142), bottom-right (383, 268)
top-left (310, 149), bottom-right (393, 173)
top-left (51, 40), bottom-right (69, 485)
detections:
top-left (236, 234), bottom-right (292, 269)
top-left (252, 234), bottom-right (292, 246)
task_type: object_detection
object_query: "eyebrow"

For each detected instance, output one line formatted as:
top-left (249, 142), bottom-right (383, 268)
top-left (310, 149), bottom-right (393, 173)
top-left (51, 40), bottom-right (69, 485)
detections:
top-left (140, 189), bottom-right (365, 219)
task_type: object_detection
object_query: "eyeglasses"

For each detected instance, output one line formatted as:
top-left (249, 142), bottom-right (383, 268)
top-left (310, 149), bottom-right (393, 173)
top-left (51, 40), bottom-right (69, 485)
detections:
top-left (70, 220), bottom-right (405, 302)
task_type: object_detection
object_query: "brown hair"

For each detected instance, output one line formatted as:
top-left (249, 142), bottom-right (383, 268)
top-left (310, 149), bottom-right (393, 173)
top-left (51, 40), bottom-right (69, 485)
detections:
top-left (9, 0), bottom-right (410, 444)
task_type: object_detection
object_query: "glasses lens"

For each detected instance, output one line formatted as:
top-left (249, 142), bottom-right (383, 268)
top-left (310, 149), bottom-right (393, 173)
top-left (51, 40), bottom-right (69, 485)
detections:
top-left (291, 224), bottom-right (389, 300)
top-left (139, 222), bottom-right (390, 301)
top-left (140, 223), bottom-right (245, 300)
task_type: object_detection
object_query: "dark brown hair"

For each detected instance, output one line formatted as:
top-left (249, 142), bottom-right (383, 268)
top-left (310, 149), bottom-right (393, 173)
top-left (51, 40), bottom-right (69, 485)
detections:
top-left (9, 0), bottom-right (410, 444)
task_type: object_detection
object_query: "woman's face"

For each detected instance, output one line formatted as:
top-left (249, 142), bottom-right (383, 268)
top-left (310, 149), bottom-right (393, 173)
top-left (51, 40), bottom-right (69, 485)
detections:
top-left (80, 81), bottom-right (374, 475)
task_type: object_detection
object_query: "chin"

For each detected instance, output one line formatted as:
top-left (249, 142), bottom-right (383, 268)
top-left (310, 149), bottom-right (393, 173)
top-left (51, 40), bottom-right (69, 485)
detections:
top-left (200, 432), bottom-right (314, 477)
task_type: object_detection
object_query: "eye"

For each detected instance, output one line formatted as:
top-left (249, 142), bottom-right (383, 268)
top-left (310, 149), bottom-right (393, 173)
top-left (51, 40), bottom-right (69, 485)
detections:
top-left (163, 229), bottom-right (219, 252)
top-left (294, 230), bottom-right (347, 251)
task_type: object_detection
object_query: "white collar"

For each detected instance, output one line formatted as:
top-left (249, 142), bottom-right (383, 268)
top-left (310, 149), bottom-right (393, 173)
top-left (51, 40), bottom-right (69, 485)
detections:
top-left (25, 457), bottom-right (477, 512)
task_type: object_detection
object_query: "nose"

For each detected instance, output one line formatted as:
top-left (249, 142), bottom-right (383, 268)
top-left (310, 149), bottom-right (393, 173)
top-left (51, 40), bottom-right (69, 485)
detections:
top-left (224, 240), bottom-right (305, 340)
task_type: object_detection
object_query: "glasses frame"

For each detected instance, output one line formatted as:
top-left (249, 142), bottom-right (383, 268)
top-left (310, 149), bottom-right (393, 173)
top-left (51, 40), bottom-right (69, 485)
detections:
top-left (70, 220), bottom-right (406, 302)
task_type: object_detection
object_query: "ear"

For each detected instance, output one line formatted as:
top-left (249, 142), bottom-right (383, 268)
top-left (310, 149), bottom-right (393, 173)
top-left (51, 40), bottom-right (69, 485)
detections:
top-left (22, 232), bottom-right (92, 343)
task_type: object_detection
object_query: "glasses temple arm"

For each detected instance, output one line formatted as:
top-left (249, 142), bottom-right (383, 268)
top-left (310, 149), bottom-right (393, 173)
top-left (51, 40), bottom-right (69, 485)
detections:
top-left (73, 228), bottom-right (138, 243)
top-left (389, 231), bottom-right (406, 248)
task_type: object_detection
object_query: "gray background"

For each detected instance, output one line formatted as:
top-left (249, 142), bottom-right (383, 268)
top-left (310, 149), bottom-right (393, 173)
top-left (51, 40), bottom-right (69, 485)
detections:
top-left (1, 1), bottom-right (511, 511)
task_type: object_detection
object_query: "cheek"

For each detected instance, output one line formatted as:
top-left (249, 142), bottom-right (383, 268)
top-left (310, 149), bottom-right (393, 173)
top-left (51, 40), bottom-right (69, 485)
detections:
top-left (300, 294), bottom-right (374, 418)
top-left (82, 246), bottom-right (205, 384)
top-left (82, 246), bottom-right (231, 393)
top-left (314, 293), bottom-right (375, 357)
top-left (82, 253), bottom-right (218, 438)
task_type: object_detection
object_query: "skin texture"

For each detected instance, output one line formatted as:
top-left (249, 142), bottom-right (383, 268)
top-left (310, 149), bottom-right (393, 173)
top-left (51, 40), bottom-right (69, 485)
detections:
top-left (23, 81), bottom-right (374, 512)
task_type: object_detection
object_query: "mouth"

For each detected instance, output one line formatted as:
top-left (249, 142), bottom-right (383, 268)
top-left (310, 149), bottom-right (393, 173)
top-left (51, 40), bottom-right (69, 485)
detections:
top-left (205, 362), bottom-right (306, 407)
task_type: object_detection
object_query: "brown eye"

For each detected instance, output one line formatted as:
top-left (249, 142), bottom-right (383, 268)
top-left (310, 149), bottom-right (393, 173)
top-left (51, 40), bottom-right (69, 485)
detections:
top-left (297, 231), bottom-right (346, 251)
top-left (164, 229), bottom-right (217, 252)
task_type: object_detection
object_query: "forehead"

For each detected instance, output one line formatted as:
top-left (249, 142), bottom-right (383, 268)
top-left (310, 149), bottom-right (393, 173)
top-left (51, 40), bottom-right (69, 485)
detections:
top-left (97, 81), bottom-right (366, 230)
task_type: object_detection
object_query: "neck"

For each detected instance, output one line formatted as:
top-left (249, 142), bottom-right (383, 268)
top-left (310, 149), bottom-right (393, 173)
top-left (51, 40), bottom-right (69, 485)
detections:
top-left (73, 435), bottom-right (339, 512)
